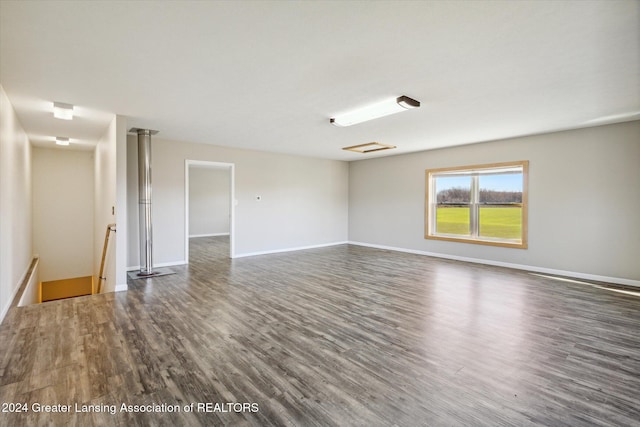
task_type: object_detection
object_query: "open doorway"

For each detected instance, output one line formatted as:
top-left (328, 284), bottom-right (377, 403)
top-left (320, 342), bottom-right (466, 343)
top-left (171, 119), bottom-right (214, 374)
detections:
top-left (185, 160), bottom-right (235, 262)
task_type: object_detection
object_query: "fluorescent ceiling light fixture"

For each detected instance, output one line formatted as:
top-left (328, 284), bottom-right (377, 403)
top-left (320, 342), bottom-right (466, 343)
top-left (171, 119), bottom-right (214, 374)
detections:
top-left (343, 142), bottom-right (396, 153)
top-left (330, 96), bottom-right (420, 126)
top-left (55, 137), bottom-right (70, 146)
top-left (53, 102), bottom-right (74, 120)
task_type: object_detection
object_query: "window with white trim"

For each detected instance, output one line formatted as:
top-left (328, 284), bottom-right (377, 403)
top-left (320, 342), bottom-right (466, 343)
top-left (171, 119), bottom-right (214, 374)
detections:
top-left (425, 161), bottom-right (528, 248)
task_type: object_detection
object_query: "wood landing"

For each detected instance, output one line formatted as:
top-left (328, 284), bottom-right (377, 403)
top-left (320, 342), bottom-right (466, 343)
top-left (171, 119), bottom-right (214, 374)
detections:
top-left (40, 276), bottom-right (93, 302)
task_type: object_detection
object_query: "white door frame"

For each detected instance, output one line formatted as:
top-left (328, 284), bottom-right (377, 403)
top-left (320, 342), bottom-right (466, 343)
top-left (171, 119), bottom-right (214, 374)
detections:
top-left (185, 159), bottom-right (235, 262)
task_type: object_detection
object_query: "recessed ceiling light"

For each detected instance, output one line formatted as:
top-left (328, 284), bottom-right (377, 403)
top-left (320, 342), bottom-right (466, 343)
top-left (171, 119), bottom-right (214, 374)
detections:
top-left (53, 102), bottom-right (74, 120)
top-left (55, 137), bottom-right (70, 146)
top-left (343, 142), bottom-right (396, 153)
top-left (330, 96), bottom-right (420, 127)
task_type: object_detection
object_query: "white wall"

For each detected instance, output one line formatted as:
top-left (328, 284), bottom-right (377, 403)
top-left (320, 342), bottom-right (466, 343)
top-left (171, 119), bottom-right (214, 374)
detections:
top-left (349, 120), bottom-right (640, 285)
top-left (189, 167), bottom-right (230, 237)
top-left (94, 116), bottom-right (127, 292)
top-left (114, 116), bottom-right (128, 289)
top-left (32, 147), bottom-right (94, 282)
top-left (127, 136), bottom-right (349, 266)
top-left (0, 85), bottom-right (33, 321)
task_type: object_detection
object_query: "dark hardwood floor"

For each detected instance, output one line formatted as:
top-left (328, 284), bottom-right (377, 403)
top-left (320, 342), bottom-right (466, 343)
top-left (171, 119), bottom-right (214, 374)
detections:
top-left (1, 237), bottom-right (639, 426)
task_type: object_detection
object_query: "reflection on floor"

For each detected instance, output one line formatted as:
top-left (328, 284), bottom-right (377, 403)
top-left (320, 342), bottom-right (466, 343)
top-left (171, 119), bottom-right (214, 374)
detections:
top-left (0, 236), bottom-right (638, 426)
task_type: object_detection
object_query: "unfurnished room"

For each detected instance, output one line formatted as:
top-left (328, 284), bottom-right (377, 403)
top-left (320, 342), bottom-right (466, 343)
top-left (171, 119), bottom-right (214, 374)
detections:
top-left (0, 1), bottom-right (639, 426)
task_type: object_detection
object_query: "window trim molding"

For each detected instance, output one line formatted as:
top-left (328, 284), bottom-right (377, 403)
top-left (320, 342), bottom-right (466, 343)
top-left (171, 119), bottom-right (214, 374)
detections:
top-left (425, 160), bottom-right (528, 249)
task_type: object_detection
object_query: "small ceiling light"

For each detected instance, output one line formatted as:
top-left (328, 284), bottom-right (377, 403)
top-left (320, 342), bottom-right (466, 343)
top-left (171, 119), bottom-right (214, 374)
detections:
top-left (330, 95), bottom-right (420, 127)
top-left (55, 137), bottom-right (70, 146)
top-left (343, 142), bottom-right (396, 153)
top-left (53, 102), bottom-right (74, 120)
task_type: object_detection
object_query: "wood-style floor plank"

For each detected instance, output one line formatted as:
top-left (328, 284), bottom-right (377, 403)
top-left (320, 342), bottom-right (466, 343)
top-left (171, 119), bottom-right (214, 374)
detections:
top-left (0, 236), bottom-right (638, 426)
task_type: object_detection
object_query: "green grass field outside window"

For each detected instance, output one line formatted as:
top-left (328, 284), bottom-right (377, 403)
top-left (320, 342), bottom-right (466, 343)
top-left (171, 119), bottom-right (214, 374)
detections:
top-left (436, 206), bottom-right (522, 240)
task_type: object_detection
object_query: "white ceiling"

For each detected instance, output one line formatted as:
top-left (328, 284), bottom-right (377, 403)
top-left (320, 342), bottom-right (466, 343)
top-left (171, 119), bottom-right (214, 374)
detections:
top-left (1, 1), bottom-right (638, 160)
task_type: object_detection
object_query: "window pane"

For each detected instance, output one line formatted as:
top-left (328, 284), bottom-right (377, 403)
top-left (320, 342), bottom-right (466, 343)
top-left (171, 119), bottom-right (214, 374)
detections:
top-left (478, 172), bottom-right (523, 204)
top-left (435, 175), bottom-right (470, 235)
top-left (436, 206), bottom-right (470, 235)
top-left (478, 171), bottom-right (523, 240)
top-left (479, 206), bottom-right (522, 239)
top-left (436, 176), bottom-right (471, 204)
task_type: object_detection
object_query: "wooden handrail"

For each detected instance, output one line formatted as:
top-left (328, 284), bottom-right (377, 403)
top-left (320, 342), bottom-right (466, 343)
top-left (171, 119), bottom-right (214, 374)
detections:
top-left (97, 224), bottom-right (116, 294)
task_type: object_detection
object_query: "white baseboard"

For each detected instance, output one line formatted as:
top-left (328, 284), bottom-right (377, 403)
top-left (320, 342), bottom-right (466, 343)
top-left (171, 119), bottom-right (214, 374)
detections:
top-left (126, 260), bottom-right (187, 272)
top-left (115, 284), bottom-right (128, 292)
top-left (348, 241), bottom-right (639, 288)
top-left (233, 241), bottom-right (349, 259)
top-left (189, 233), bottom-right (230, 238)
